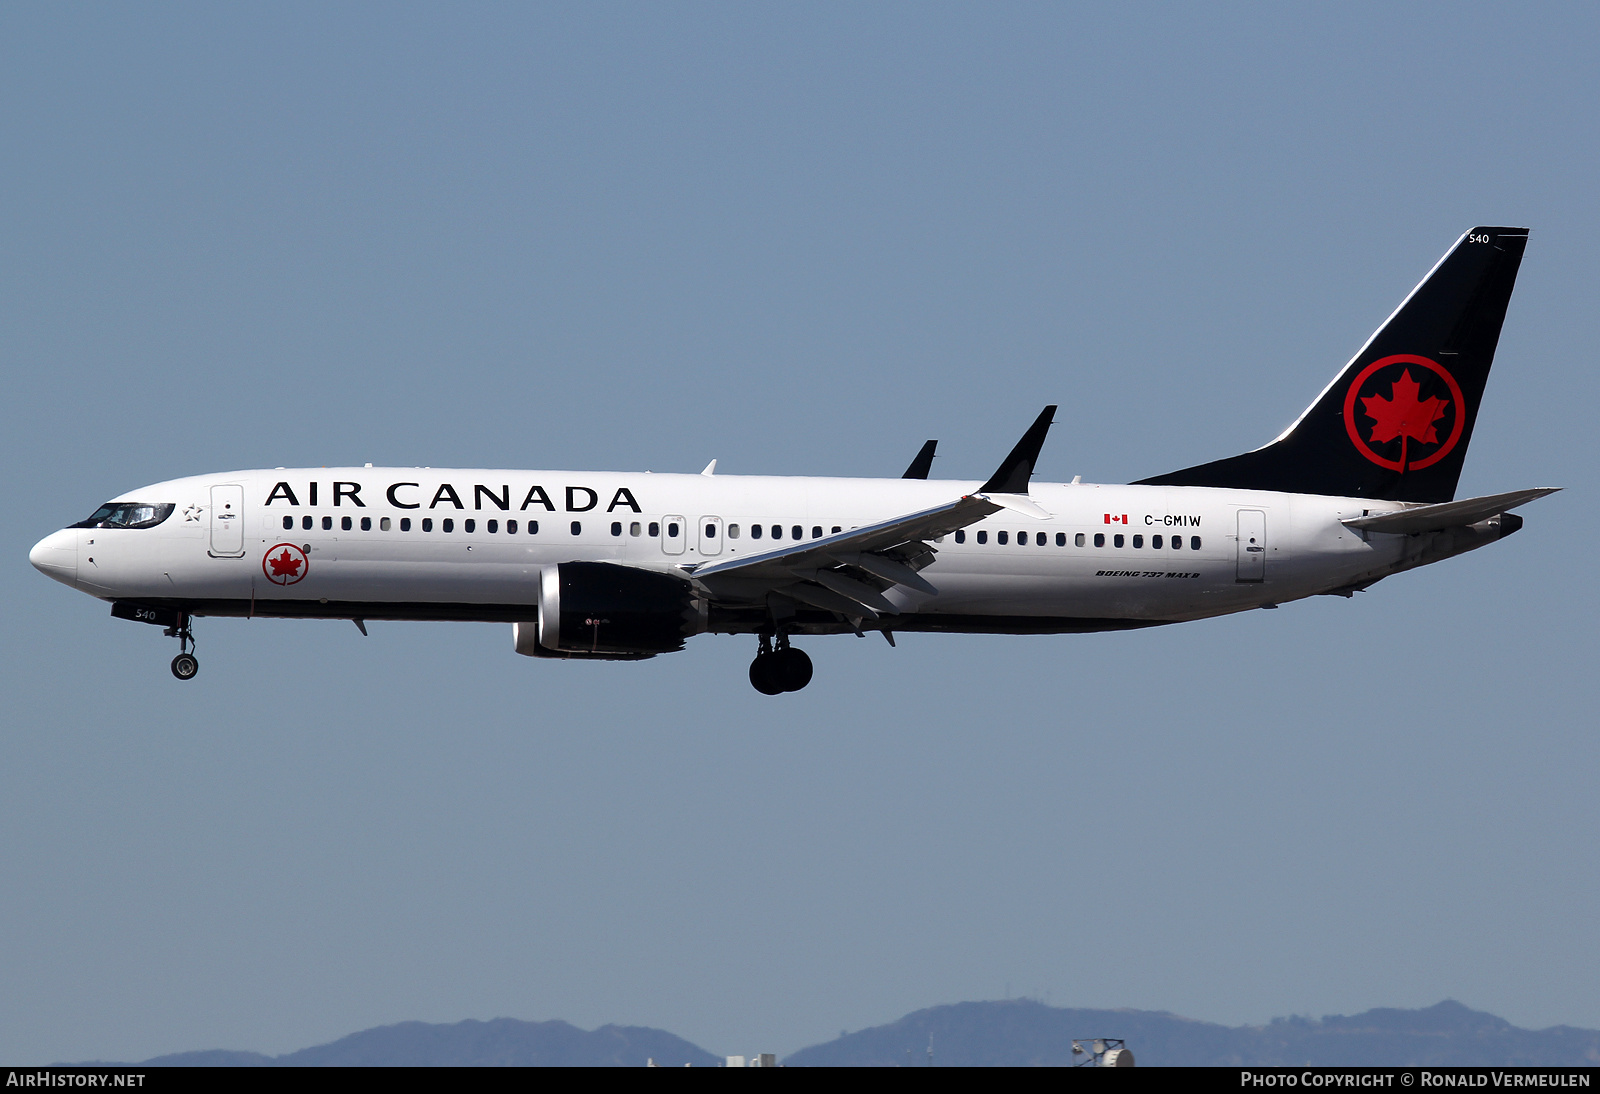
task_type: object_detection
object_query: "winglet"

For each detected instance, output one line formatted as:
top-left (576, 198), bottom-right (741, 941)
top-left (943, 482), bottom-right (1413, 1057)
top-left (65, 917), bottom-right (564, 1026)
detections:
top-left (701, 460), bottom-right (717, 476)
top-left (980, 406), bottom-right (1056, 494)
top-left (902, 440), bottom-right (938, 479)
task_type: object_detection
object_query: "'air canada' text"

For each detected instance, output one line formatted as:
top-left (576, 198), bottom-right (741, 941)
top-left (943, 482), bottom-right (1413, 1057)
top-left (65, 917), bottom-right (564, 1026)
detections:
top-left (261, 481), bottom-right (642, 514)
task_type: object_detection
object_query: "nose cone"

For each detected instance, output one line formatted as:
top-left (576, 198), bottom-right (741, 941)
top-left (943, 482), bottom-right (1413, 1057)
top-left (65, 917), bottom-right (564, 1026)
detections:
top-left (29, 529), bottom-right (78, 587)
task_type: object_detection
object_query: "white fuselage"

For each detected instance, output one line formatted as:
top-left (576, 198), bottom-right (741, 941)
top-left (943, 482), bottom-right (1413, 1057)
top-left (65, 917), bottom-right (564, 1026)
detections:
top-left (30, 466), bottom-right (1455, 636)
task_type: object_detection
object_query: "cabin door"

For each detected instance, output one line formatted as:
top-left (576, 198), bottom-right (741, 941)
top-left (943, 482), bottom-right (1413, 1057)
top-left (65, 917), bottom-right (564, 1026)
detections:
top-left (1236, 509), bottom-right (1266, 583)
top-left (209, 484), bottom-right (246, 558)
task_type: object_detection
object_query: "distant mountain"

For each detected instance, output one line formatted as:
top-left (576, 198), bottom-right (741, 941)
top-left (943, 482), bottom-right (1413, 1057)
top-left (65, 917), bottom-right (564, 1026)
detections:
top-left (783, 999), bottom-right (1600, 1067)
top-left (135, 1018), bottom-right (719, 1067)
top-left (77, 1000), bottom-right (1600, 1066)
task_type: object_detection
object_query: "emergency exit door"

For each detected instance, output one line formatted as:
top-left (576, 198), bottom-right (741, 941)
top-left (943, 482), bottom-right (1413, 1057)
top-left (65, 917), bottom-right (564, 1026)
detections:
top-left (698, 516), bottom-right (723, 555)
top-left (1236, 509), bottom-right (1265, 583)
top-left (209, 484), bottom-right (245, 557)
top-left (661, 514), bottom-right (686, 555)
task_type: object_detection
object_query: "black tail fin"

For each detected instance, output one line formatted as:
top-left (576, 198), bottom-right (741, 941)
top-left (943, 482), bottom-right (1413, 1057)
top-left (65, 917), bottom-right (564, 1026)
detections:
top-left (1136, 227), bottom-right (1528, 503)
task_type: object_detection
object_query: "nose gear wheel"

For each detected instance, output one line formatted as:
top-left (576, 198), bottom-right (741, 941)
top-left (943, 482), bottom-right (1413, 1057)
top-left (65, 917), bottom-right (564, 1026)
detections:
top-left (163, 613), bottom-right (199, 681)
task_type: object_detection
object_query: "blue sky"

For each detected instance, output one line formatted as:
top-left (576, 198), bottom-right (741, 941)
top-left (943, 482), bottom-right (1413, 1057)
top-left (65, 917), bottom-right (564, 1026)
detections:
top-left (3, 2), bottom-right (1598, 1063)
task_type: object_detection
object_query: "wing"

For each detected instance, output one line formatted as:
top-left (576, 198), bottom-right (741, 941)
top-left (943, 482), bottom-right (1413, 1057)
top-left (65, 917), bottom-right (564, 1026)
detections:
top-left (690, 493), bottom-right (1000, 617)
top-left (689, 407), bottom-right (1057, 621)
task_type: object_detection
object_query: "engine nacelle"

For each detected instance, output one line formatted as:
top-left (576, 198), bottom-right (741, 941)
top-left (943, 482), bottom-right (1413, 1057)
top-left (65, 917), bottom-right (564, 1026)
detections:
top-left (513, 561), bottom-right (703, 660)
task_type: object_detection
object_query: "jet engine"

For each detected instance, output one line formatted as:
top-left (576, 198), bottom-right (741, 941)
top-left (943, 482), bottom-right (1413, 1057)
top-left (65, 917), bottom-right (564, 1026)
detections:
top-left (513, 561), bottom-right (704, 660)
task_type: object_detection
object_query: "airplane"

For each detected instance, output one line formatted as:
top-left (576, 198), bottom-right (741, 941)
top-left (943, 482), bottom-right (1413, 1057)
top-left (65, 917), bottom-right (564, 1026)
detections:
top-left (31, 226), bottom-right (1556, 694)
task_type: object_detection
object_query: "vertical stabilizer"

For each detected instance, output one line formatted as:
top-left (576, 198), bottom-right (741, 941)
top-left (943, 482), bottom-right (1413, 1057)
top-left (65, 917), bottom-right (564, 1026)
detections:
top-left (1137, 227), bottom-right (1528, 502)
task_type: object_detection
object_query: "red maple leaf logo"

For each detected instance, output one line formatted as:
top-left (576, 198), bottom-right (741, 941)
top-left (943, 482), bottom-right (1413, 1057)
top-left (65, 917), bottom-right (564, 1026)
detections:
top-left (1361, 368), bottom-right (1450, 447)
top-left (268, 548), bottom-right (303, 578)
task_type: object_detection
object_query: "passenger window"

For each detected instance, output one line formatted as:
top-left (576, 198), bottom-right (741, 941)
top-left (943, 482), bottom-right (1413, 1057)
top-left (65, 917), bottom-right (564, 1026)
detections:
top-left (571, 521), bottom-right (582, 535)
top-left (631, 522), bottom-right (642, 536)
top-left (361, 517), bottom-right (372, 531)
top-left (1074, 533), bottom-right (1085, 547)
top-left (341, 516), bottom-right (352, 531)
top-left (812, 526), bottom-right (822, 539)
top-left (977, 530), bottom-right (988, 544)
top-left (792, 525), bottom-right (802, 540)
top-left (507, 519), bottom-right (517, 534)
top-left (751, 524), bottom-right (762, 539)
top-left (832, 526), bottom-right (841, 533)
top-left (1114, 534), bottom-right (1125, 548)
top-left (322, 516), bottom-right (333, 531)
top-left (487, 519), bottom-right (498, 533)
top-left (401, 517), bottom-right (411, 531)
top-left (1094, 533), bottom-right (1105, 547)
top-left (666, 522), bottom-right (678, 537)
top-left (704, 523), bottom-right (715, 539)
top-left (648, 521), bottom-right (659, 537)
top-left (1057, 532), bottom-right (1068, 546)
top-left (528, 520), bottom-right (539, 534)
top-left (1152, 534), bottom-right (1162, 549)
top-left (464, 519), bottom-right (475, 533)
top-left (1132, 535), bottom-right (1142, 548)
top-left (1191, 536), bottom-right (1202, 550)
top-left (771, 525), bottom-right (781, 540)
top-left (380, 517), bottom-right (391, 531)
top-left (422, 518), bottom-right (433, 532)
top-left (955, 530), bottom-right (965, 544)
top-left (302, 515), bottom-right (313, 530)
top-left (997, 531), bottom-right (1008, 545)
top-left (282, 515), bottom-right (293, 530)
top-left (614, 522), bottom-right (624, 537)
top-left (443, 519), bottom-right (454, 533)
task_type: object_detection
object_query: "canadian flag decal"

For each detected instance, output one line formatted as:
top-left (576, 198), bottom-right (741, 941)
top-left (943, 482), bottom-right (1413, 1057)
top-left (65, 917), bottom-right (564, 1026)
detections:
top-left (1104, 514), bottom-right (1128, 524)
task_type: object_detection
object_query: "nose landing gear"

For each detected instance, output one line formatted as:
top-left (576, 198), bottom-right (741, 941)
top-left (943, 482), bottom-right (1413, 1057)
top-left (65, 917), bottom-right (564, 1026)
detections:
top-left (749, 634), bottom-right (813, 695)
top-left (165, 614), bottom-right (199, 680)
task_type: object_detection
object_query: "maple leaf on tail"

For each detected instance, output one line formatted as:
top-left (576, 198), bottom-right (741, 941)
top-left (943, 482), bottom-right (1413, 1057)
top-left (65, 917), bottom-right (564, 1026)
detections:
top-left (1362, 368), bottom-right (1450, 447)
top-left (268, 549), bottom-right (303, 578)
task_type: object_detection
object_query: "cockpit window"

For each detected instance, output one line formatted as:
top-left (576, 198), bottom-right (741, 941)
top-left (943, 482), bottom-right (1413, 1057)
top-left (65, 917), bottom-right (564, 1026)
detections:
top-left (72, 502), bottom-right (175, 530)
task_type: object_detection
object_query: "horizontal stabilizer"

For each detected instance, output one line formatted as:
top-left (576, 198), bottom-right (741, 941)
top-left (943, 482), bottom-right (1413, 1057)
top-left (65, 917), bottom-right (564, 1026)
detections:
top-left (1341, 488), bottom-right (1558, 534)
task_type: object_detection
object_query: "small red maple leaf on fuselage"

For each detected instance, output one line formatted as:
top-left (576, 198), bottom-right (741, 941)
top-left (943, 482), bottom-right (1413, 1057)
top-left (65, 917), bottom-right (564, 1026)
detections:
top-left (268, 549), bottom-right (303, 577)
top-left (1361, 368), bottom-right (1449, 447)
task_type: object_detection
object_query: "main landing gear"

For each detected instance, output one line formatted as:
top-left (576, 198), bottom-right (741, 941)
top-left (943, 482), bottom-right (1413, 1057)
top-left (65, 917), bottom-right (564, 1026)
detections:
top-left (749, 634), bottom-right (813, 695)
top-left (165, 613), bottom-right (199, 681)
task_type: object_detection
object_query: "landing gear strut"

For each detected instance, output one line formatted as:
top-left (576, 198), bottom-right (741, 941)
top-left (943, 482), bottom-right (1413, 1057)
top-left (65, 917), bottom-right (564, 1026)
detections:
top-left (165, 613), bottom-right (199, 681)
top-left (749, 633), bottom-right (812, 695)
